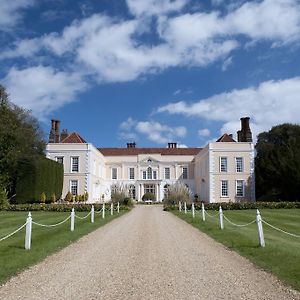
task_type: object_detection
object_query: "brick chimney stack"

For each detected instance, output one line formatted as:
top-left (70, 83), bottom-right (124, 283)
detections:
top-left (60, 129), bottom-right (68, 142)
top-left (237, 117), bottom-right (252, 142)
top-left (168, 142), bottom-right (177, 148)
top-left (127, 142), bottom-right (136, 148)
top-left (54, 120), bottom-right (60, 143)
top-left (49, 119), bottom-right (56, 143)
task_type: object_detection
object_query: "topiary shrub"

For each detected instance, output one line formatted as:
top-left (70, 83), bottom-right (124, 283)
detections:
top-left (64, 191), bottom-right (73, 202)
top-left (84, 192), bottom-right (89, 202)
top-left (50, 192), bottom-right (56, 203)
top-left (142, 193), bottom-right (155, 201)
top-left (123, 197), bottom-right (133, 206)
top-left (40, 192), bottom-right (46, 203)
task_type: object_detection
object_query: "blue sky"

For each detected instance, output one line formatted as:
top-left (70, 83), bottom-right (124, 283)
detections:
top-left (1, 0), bottom-right (300, 147)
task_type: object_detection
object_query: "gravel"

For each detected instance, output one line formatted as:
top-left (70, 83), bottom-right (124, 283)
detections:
top-left (0, 205), bottom-right (299, 300)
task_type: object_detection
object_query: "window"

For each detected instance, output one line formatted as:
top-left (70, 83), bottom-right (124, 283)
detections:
top-left (71, 157), bottom-right (79, 172)
top-left (129, 168), bottom-right (135, 180)
top-left (220, 157), bottom-right (227, 172)
top-left (147, 167), bottom-right (152, 180)
top-left (144, 184), bottom-right (155, 194)
top-left (112, 168), bottom-right (117, 180)
top-left (221, 180), bottom-right (228, 197)
top-left (236, 157), bottom-right (244, 173)
top-left (165, 167), bottom-right (170, 179)
top-left (236, 180), bottom-right (245, 197)
top-left (153, 171), bottom-right (157, 180)
top-left (142, 171), bottom-right (146, 180)
top-left (70, 180), bottom-right (78, 195)
top-left (56, 157), bottom-right (64, 164)
top-left (182, 167), bottom-right (188, 179)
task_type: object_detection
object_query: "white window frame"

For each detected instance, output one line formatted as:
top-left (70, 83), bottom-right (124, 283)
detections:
top-left (220, 157), bottom-right (228, 173)
top-left (165, 167), bottom-right (170, 179)
top-left (70, 180), bottom-right (78, 195)
top-left (221, 180), bottom-right (229, 197)
top-left (142, 171), bottom-right (146, 180)
top-left (112, 168), bottom-right (117, 180)
top-left (236, 180), bottom-right (245, 197)
top-left (182, 167), bottom-right (188, 179)
top-left (129, 167), bottom-right (135, 180)
top-left (236, 157), bottom-right (244, 173)
top-left (71, 157), bottom-right (79, 173)
top-left (153, 170), bottom-right (157, 180)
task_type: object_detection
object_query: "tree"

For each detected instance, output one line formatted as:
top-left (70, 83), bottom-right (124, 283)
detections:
top-left (255, 124), bottom-right (300, 201)
top-left (0, 85), bottom-right (45, 199)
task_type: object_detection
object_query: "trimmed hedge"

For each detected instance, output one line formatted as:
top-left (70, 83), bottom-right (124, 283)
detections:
top-left (164, 201), bottom-right (300, 211)
top-left (15, 157), bottom-right (63, 204)
top-left (0, 203), bottom-right (131, 212)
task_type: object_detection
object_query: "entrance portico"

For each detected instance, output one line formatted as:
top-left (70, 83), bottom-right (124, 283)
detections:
top-left (136, 180), bottom-right (162, 202)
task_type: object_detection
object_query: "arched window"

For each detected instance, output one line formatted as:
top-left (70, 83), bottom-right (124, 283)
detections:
top-left (147, 167), bottom-right (152, 180)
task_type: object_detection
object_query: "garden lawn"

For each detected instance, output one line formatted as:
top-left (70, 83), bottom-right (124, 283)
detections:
top-left (172, 209), bottom-right (300, 291)
top-left (0, 209), bottom-right (127, 285)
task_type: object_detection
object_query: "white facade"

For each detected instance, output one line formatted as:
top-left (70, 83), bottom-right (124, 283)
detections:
top-left (46, 138), bottom-right (255, 204)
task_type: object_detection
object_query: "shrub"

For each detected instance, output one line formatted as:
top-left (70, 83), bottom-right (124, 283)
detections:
top-left (64, 192), bottom-right (73, 202)
top-left (0, 187), bottom-right (8, 207)
top-left (40, 192), bottom-right (46, 203)
top-left (84, 192), bottom-right (89, 201)
top-left (142, 193), bottom-right (155, 201)
top-left (123, 197), bottom-right (133, 206)
top-left (15, 157), bottom-right (63, 203)
top-left (164, 183), bottom-right (193, 205)
top-left (50, 193), bottom-right (56, 203)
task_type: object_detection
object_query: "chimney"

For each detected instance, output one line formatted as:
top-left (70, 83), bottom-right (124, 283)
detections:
top-left (229, 134), bottom-right (233, 139)
top-left (237, 117), bottom-right (252, 142)
top-left (48, 119), bottom-right (56, 143)
top-left (127, 142), bottom-right (136, 148)
top-left (60, 129), bottom-right (68, 142)
top-left (54, 120), bottom-right (61, 143)
top-left (168, 142), bottom-right (177, 148)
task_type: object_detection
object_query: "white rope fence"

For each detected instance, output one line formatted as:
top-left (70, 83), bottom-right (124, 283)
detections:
top-left (0, 221), bottom-right (28, 242)
top-left (1, 202), bottom-right (121, 250)
top-left (178, 202), bottom-right (299, 247)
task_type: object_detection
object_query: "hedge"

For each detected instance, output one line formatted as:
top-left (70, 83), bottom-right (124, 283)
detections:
top-left (164, 201), bottom-right (300, 211)
top-left (0, 203), bottom-right (131, 212)
top-left (15, 157), bottom-right (63, 204)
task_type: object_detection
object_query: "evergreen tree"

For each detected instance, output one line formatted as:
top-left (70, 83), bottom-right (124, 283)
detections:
top-left (255, 124), bottom-right (300, 201)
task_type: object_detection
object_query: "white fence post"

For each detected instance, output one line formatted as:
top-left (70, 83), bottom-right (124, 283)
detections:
top-left (219, 206), bottom-right (224, 230)
top-left (25, 212), bottom-right (32, 250)
top-left (111, 203), bottom-right (113, 216)
top-left (117, 202), bottom-right (120, 214)
top-left (179, 201), bottom-right (182, 212)
top-left (184, 202), bottom-right (187, 214)
top-left (91, 205), bottom-right (94, 223)
top-left (192, 203), bottom-right (195, 218)
top-left (102, 203), bottom-right (105, 219)
top-left (256, 209), bottom-right (265, 247)
top-left (202, 203), bottom-right (205, 221)
top-left (71, 208), bottom-right (75, 231)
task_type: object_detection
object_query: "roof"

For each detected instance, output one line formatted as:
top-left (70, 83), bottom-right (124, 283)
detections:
top-left (216, 133), bottom-right (236, 143)
top-left (61, 132), bottom-right (87, 143)
top-left (98, 147), bottom-right (202, 156)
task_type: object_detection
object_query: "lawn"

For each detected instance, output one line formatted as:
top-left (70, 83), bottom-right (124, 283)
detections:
top-left (0, 209), bottom-right (128, 285)
top-left (172, 208), bottom-right (300, 291)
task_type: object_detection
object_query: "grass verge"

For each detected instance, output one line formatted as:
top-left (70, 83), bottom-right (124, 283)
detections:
top-left (0, 209), bottom-right (128, 285)
top-left (172, 209), bottom-right (300, 291)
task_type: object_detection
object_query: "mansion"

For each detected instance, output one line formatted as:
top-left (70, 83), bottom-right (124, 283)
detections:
top-left (45, 118), bottom-right (255, 203)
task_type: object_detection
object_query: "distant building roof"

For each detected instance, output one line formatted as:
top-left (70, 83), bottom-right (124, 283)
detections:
top-left (98, 148), bottom-right (202, 156)
top-left (216, 133), bottom-right (236, 143)
top-left (61, 132), bottom-right (87, 144)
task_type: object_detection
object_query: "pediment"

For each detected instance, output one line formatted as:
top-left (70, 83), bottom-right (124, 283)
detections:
top-left (139, 156), bottom-right (160, 164)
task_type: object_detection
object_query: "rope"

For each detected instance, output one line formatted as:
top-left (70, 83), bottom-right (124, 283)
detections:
top-left (94, 208), bottom-right (103, 214)
top-left (223, 215), bottom-right (256, 227)
top-left (204, 210), bottom-right (219, 218)
top-left (74, 211), bottom-right (91, 220)
top-left (0, 221), bottom-right (27, 242)
top-left (262, 220), bottom-right (300, 239)
top-left (32, 215), bottom-right (71, 227)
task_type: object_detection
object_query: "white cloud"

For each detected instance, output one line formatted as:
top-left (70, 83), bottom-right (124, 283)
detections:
top-left (0, 0), bottom-right (35, 29)
top-left (198, 129), bottom-right (210, 137)
top-left (126, 0), bottom-right (188, 17)
top-left (222, 56), bottom-right (233, 71)
top-left (3, 66), bottom-right (87, 119)
top-left (119, 119), bottom-right (187, 144)
top-left (157, 77), bottom-right (300, 140)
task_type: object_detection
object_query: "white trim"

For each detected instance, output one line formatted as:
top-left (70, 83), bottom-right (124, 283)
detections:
top-left (70, 156), bottom-right (79, 173)
top-left (220, 180), bottom-right (229, 198)
top-left (219, 156), bottom-right (228, 173)
top-left (235, 157), bottom-right (244, 173)
top-left (69, 179), bottom-right (79, 195)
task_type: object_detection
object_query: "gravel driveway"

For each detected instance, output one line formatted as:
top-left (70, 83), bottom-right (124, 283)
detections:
top-left (0, 205), bottom-right (299, 300)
